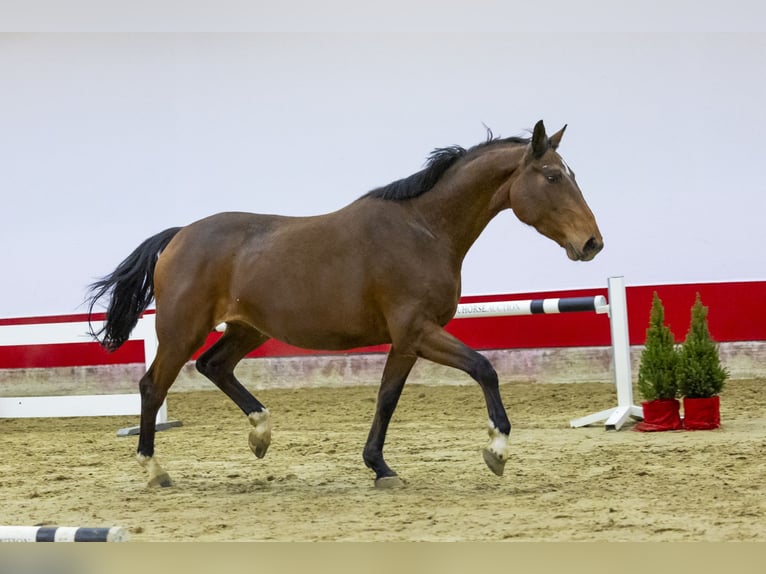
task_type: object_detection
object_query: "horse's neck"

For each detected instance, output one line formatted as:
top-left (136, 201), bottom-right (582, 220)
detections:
top-left (411, 146), bottom-right (523, 261)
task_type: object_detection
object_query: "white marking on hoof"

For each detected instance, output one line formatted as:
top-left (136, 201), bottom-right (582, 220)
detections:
top-left (136, 453), bottom-right (173, 487)
top-left (486, 419), bottom-right (511, 461)
top-left (482, 420), bottom-right (510, 476)
top-left (248, 409), bottom-right (272, 459)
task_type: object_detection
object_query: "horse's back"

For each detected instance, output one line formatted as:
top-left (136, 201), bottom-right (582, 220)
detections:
top-left (153, 209), bottom-right (389, 348)
top-left (153, 211), bottom-right (283, 316)
top-left (153, 203), bottom-right (460, 350)
top-left (155, 211), bottom-right (281, 284)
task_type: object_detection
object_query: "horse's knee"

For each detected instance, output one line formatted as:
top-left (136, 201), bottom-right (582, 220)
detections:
top-left (468, 354), bottom-right (498, 387)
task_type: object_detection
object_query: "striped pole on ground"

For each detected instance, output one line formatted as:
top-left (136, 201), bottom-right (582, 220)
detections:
top-left (0, 526), bottom-right (128, 542)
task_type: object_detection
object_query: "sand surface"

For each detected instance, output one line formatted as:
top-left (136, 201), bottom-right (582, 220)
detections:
top-left (2, 380), bottom-right (764, 541)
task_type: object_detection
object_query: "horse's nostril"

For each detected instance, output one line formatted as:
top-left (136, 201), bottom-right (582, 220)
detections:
top-left (584, 236), bottom-right (602, 254)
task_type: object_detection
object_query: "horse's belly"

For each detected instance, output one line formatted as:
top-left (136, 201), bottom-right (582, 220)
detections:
top-left (257, 313), bottom-right (390, 351)
top-left (277, 330), bottom-right (390, 352)
top-left (234, 282), bottom-right (390, 351)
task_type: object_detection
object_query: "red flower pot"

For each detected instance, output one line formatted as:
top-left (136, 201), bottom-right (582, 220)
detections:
top-left (682, 396), bottom-right (720, 430)
top-left (635, 399), bottom-right (682, 432)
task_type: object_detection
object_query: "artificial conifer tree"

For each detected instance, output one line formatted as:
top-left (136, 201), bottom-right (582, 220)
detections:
top-left (676, 293), bottom-right (728, 398)
top-left (637, 292), bottom-right (678, 401)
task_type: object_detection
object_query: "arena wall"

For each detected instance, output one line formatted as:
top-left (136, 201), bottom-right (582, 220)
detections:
top-left (1, 280), bottom-right (764, 395)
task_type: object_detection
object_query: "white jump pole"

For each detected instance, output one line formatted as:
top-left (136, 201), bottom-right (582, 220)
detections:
top-left (569, 275), bottom-right (643, 430)
top-left (0, 313), bottom-right (181, 436)
top-left (454, 295), bottom-right (608, 318)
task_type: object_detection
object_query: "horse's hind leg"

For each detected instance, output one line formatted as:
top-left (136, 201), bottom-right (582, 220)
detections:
top-left (137, 338), bottom-right (202, 487)
top-left (195, 323), bottom-right (273, 459)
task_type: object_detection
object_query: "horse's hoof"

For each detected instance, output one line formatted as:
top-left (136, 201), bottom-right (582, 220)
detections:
top-left (148, 472), bottom-right (173, 488)
top-left (249, 430), bottom-right (270, 459)
top-left (375, 475), bottom-right (406, 489)
top-left (248, 410), bottom-right (272, 459)
top-left (137, 454), bottom-right (173, 487)
top-left (482, 447), bottom-right (506, 477)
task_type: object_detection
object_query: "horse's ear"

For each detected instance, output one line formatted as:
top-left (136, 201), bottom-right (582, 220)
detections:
top-left (549, 124), bottom-right (567, 150)
top-left (531, 120), bottom-right (548, 159)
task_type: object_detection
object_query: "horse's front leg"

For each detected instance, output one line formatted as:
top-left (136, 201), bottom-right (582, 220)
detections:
top-left (415, 323), bottom-right (511, 477)
top-left (363, 349), bottom-right (417, 488)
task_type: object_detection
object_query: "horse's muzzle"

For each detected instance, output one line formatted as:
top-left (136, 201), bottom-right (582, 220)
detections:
top-left (567, 235), bottom-right (604, 261)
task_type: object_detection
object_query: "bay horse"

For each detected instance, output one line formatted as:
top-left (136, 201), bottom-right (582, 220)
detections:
top-left (87, 120), bottom-right (603, 488)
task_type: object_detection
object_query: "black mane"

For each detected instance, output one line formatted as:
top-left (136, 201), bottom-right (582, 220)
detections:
top-left (362, 132), bottom-right (530, 202)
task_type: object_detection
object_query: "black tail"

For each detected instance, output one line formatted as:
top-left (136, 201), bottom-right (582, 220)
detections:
top-left (86, 227), bottom-right (182, 352)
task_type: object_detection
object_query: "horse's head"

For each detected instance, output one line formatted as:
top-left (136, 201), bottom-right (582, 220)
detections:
top-left (508, 120), bottom-right (603, 261)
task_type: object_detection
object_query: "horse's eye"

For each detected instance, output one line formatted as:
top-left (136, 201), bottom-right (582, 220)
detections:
top-left (546, 174), bottom-right (560, 184)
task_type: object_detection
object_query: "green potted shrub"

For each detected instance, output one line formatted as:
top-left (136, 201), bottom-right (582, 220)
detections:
top-left (676, 293), bottom-right (728, 429)
top-left (635, 292), bottom-right (682, 431)
top-left (635, 291), bottom-right (681, 431)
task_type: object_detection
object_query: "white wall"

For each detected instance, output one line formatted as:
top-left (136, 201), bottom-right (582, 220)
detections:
top-left (1, 5), bottom-right (765, 317)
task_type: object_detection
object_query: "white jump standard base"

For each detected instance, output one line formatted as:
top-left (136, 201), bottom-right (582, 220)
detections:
top-left (453, 278), bottom-right (639, 430)
top-left (569, 275), bottom-right (643, 430)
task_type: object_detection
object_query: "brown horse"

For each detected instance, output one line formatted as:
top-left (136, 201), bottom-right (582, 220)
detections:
top-left (87, 120), bottom-right (603, 488)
